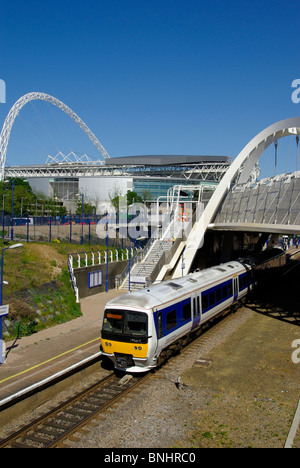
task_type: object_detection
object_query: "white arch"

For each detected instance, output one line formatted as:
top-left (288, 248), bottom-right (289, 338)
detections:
top-left (175, 117), bottom-right (300, 277)
top-left (0, 92), bottom-right (110, 180)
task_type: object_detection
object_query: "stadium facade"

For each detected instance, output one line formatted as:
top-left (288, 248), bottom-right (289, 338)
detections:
top-left (5, 154), bottom-right (231, 210)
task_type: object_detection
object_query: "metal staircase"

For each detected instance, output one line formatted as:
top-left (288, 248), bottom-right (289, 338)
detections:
top-left (120, 239), bottom-right (174, 290)
top-left (119, 183), bottom-right (215, 290)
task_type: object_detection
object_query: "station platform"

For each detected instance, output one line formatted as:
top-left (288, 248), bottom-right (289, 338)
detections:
top-left (0, 289), bottom-right (124, 412)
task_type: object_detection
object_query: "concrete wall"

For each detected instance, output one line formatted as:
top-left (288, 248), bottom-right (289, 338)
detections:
top-left (74, 260), bottom-right (128, 297)
top-left (79, 177), bottom-right (133, 204)
top-left (28, 177), bottom-right (51, 197)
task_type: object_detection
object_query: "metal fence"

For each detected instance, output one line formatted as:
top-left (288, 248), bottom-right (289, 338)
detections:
top-left (0, 214), bottom-right (134, 247)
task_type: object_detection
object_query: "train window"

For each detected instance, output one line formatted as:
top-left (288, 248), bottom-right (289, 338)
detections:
top-left (125, 312), bottom-right (148, 336)
top-left (222, 284), bottom-right (228, 298)
top-left (166, 309), bottom-right (177, 331)
top-left (103, 310), bottom-right (123, 333)
top-left (202, 293), bottom-right (209, 312)
top-left (209, 291), bottom-right (216, 307)
top-left (157, 312), bottom-right (163, 338)
top-left (103, 309), bottom-right (148, 337)
top-left (197, 296), bottom-right (200, 316)
top-left (239, 274), bottom-right (247, 290)
top-left (228, 282), bottom-right (233, 296)
top-left (183, 302), bottom-right (191, 321)
top-left (216, 287), bottom-right (222, 303)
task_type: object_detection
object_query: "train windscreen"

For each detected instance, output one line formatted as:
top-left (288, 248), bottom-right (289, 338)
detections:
top-left (103, 309), bottom-right (148, 336)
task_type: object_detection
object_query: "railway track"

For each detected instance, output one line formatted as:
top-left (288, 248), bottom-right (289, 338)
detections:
top-left (0, 372), bottom-right (150, 448)
top-left (0, 303), bottom-right (244, 449)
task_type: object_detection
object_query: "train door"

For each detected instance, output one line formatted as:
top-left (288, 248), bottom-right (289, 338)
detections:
top-left (233, 276), bottom-right (239, 301)
top-left (192, 293), bottom-right (201, 329)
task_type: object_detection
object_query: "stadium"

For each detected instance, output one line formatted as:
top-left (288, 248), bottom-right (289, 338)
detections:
top-left (6, 153), bottom-right (231, 211)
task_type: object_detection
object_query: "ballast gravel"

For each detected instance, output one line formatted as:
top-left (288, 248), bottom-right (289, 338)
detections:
top-left (1, 305), bottom-right (299, 448)
top-left (66, 306), bottom-right (300, 449)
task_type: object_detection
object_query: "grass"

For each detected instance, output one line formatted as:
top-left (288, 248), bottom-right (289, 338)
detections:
top-left (0, 240), bottom-right (109, 340)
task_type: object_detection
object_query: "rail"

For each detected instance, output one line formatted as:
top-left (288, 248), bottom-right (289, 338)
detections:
top-left (0, 372), bottom-right (150, 448)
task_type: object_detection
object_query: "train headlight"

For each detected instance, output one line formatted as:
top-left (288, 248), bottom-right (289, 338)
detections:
top-left (105, 342), bottom-right (112, 347)
top-left (134, 346), bottom-right (142, 351)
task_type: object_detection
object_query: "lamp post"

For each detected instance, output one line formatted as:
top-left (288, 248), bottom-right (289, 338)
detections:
top-left (0, 243), bottom-right (23, 365)
top-left (128, 239), bottom-right (131, 292)
top-left (296, 135), bottom-right (299, 172)
top-left (2, 194), bottom-right (7, 239)
top-left (10, 179), bottom-right (14, 241)
top-left (20, 197), bottom-right (27, 222)
top-left (76, 193), bottom-right (84, 245)
top-left (3, 179), bottom-right (14, 240)
top-left (81, 194), bottom-right (84, 245)
top-left (106, 222), bottom-right (109, 292)
top-left (0, 243), bottom-right (23, 305)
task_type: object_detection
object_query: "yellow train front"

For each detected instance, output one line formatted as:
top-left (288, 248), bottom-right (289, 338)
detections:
top-left (100, 298), bottom-right (158, 372)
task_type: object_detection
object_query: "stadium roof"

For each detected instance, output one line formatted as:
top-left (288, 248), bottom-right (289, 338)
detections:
top-left (105, 155), bottom-right (231, 166)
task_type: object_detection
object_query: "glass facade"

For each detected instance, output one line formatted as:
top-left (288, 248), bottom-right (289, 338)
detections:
top-left (49, 178), bottom-right (79, 200)
top-left (133, 178), bottom-right (217, 201)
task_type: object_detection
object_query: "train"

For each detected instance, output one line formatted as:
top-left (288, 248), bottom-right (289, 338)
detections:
top-left (100, 250), bottom-right (285, 373)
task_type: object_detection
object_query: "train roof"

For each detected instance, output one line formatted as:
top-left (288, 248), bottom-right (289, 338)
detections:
top-left (106, 260), bottom-right (246, 311)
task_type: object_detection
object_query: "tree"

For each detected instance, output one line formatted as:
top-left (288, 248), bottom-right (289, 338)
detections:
top-left (0, 178), bottom-right (68, 217)
top-left (126, 190), bottom-right (143, 206)
top-left (75, 200), bottom-right (95, 216)
top-left (141, 189), bottom-right (152, 205)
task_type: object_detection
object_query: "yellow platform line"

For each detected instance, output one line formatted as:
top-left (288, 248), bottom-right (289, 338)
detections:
top-left (0, 337), bottom-right (99, 385)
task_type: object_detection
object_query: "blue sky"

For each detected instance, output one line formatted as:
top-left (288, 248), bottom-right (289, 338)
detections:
top-left (1, 0), bottom-right (300, 179)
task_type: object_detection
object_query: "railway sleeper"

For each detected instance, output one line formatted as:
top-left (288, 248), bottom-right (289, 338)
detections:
top-left (37, 427), bottom-right (60, 438)
top-left (87, 395), bottom-right (108, 404)
top-left (46, 420), bottom-right (71, 431)
top-left (79, 403), bottom-right (100, 412)
top-left (12, 441), bottom-right (33, 449)
top-left (73, 404), bottom-right (94, 414)
top-left (64, 408), bottom-right (87, 418)
top-left (23, 434), bottom-right (50, 445)
top-left (55, 414), bottom-right (78, 425)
